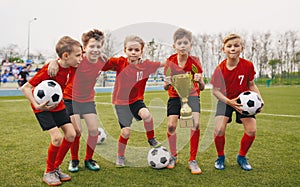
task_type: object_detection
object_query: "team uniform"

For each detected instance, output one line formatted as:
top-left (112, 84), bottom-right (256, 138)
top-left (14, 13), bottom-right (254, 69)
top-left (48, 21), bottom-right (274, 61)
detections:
top-left (104, 57), bottom-right (161, 165)
top-left (28, 63), bottom-right (70, 130)
top-left (104, 57), bottom-right (160, 126)
top-left (63, 55), bottom-right (107, 172)
top-left (211, 57), bottom-right (257, 171)
top-left (28, 63), bottom-right (73, 184)
top-left (211, 57), bottom-right (256, 123)
top-left (164, 54), bottom-right (203, 170)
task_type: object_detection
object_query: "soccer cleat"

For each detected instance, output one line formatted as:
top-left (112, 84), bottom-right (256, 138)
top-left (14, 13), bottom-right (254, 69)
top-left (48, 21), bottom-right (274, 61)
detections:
top-left (237, 155), bottom-right (252, 171)
top-left (43, 171), bottom-right (62, 186)
top-left (188, 160), bottom-right (202, 174)
top-left (55, 168), bottom-right (71, 182)
top-left (84, 159), bottom-right (100, 171)
top-left (148, 138), bottom-right (162, 148)
top-left (214, 155), bottom-right (225, 170)
top-left (68, 160), bottom-right (79, 172)
top-left (115, 156), bottom-right (126, 168)
top-left (167, 156), bottom-right (178, 169)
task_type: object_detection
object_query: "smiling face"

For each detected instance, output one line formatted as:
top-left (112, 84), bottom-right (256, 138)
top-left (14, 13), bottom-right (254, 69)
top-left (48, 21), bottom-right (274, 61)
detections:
top-left (222, 38), bottom-right (244, 60)
top-left (124, 41), bottom-right (143, 63)
top-left (173, 36), bottom-right (192, 56)
top-left (84, 38), bottom-right (104, 63)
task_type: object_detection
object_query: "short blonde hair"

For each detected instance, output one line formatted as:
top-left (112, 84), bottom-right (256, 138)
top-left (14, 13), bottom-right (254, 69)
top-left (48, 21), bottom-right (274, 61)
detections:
top-left (124, 35), bottom-right (145, 50)
top-left (223, 33), bottom-right (244, 47)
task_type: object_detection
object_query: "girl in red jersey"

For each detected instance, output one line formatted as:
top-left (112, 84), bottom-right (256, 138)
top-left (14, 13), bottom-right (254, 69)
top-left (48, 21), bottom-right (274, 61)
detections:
top-left (48, 29), bottom-right (107, 172)
top-left (21, 36), bottom-right (82, 186)
top-left (103, 35), bottom-right (163, 167)
top-left (211, 33), bottom-right (264, 171)
top-left (163, 28), bottom-right (205, 174)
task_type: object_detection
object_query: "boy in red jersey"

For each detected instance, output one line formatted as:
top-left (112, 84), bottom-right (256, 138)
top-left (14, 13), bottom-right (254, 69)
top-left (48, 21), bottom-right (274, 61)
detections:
top-left (48, 29), bottom-right (107, 172)
top-left (103, 35), bottom-right (163, 167)
top-left (21, 36), bottom-right (82, 186)
top-left (163, 28), bottom-right (205, 174)
top-left (211, 33), bottom-right (264, 171)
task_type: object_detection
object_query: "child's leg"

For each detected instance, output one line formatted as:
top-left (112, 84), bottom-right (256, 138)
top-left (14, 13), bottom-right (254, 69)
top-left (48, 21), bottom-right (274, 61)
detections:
top-left (167, 115), bottom-right (178, 157)
top-left (54, 123), bottom-right (75, 168)
top-left (139, 108), bottom-right (154, 140)
top-left (214, 116), bottom-right (228, 156)
top-left (70, 114), bottom-right (82, 161)
top-left (190, 129), bottom-right (200, 161)
top-left (46, 128), bottom-right (63, 172)
top-left (83, 114), bottom-right (99, 161)
top-left (118, 128), bottom-right (130, 156)
top-left (239, 118), bottom-right (256, 156)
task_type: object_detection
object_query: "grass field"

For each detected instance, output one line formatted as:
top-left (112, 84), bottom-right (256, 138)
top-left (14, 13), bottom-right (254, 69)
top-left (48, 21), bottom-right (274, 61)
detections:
top-left (0, 86), bottom-right (299, 186)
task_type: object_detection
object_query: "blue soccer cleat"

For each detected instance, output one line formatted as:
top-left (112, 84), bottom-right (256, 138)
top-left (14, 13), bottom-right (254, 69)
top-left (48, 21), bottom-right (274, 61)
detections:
top-left (237, 155), bottom-right (252, 171)
top-left (214, 155), bottom-right (225, 170)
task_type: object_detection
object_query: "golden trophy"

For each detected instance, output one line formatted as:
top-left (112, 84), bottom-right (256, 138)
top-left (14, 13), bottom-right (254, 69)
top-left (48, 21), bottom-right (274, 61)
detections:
top-left (171, 74), bottom-right (194, 128)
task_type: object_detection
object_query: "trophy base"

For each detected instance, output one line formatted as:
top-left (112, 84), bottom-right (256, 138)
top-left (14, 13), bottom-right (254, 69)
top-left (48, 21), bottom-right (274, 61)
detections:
top-left (179, 116), bottom-right (194, 128)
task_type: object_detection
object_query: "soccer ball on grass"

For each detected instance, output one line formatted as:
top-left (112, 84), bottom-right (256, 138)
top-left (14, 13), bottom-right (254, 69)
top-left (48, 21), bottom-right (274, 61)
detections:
top-left (33, 80), bottom-right (63, 106)
top-left (147, 146), bottom-right (170, 169)
top-left (97, 127), bottom-right (107, 144)
top-left (237, 91), bottom-right (263, 116)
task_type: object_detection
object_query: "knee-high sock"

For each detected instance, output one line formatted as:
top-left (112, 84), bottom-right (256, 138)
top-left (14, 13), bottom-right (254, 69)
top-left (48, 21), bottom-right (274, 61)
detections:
top-left (167, 132), bottom-right (177, 157)
top-left (214, 135), bottom-right (225, 157)
top-left (46, 143), bottom-right (60, 173)
top-left (144, 118), bottom-right (154, 140)
top-left (85, 134), bottom-right (98, 161)
top-left (70, 135), bottom-right (80, 161)
top-left (118, 135), bottom-right (129, 157)
top-left (54, 138), bottom-right (73, 168)
top-left (190, 129), bottom-right (200, 161)
top-left (239, 133), bottom-right (256, 156)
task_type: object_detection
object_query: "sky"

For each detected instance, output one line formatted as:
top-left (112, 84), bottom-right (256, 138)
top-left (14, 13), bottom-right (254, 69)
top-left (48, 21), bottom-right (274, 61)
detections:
top-left (1, 0), bottom-right (300, 58)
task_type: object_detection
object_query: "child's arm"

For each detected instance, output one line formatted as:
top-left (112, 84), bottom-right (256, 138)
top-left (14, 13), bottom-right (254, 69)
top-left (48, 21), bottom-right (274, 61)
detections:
top-left (47, 59), bottom-right (59, 77)
top-left (21, 82), bottom-right (57, 111)
top-left (194, 73), bottom-right (205, 91)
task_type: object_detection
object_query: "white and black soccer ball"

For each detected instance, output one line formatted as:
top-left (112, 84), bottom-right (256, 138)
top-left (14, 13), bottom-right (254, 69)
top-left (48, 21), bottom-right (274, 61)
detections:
top-left (237, 91), bottom-right (263, 116)
top-left (97, 127), bottom-right (107, 144)
top-left (147, 146), bottom-right (170, 169)
top-left (33, 80), bottom-right (63, 106)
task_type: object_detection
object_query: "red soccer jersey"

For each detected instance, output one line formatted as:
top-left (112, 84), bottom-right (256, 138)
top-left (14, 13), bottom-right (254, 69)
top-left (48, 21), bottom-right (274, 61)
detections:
top-left (103, 57), bottom-right (160, 105)
top-left (63, 56), bottom-right (106, 102)
top-left (210, 58), bottom-right (256, 99)
top-left (28, 63), bottom-right (69, 113)
top-left (164, 54), bottom-right (203, 98)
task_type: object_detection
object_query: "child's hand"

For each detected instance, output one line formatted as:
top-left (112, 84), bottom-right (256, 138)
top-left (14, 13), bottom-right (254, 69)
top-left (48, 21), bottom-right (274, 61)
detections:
top-left (227, 97), bottom-right (243, 114)
top-left (34, 100), bottom-right (57, 111)
top-left (48, 59), bottom-right (59, 77)
top-left (164, 76), bottom-right (172, 85)
top-left (193, 73), bottom-right (202, 82)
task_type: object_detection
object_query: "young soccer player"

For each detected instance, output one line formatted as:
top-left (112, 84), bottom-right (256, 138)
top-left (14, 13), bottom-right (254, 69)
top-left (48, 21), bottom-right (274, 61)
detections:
top-left (163, 28), bottom-right (205, 174)
top-left (210, 33), bottom-right (264, 171)
top-left (103, 35), bottom-right (163, 167)
top-left (48, 29), bottom-right (107, 172)
top-left (21, 36), bottom-right (82, 186)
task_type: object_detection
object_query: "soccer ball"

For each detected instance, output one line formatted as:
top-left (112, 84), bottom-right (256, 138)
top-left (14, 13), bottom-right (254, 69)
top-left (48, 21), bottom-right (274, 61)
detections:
top-left (147, 146), bottom-right (170, 169)
top-left (237, 91), bottom-right (263, 116)
top-left (97, 128), bottom-right (107, 144)
top-left (33, 80), bottom-right (63, 106)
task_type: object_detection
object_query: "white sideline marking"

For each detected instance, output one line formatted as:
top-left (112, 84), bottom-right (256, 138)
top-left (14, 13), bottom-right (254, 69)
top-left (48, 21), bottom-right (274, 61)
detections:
top-left (2, 99), bottom-right (300, 118)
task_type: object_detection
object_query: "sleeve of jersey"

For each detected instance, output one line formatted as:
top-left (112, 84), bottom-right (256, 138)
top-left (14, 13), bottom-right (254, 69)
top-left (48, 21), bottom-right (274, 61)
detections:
top-left (102, 58), bottom-right (118, 71)
top-left (28, 65), bottom-right (50, 87)
top-left (210, 67), bottom-right (222, 88)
